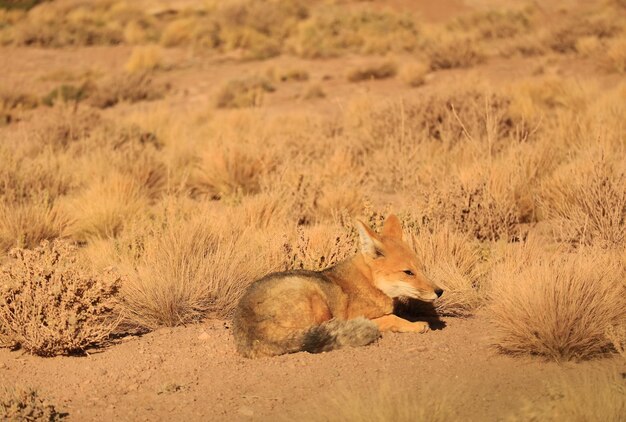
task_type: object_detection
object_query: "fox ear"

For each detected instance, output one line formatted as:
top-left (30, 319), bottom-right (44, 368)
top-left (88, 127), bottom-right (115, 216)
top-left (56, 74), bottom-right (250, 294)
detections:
top-left (382, 214), bottom-right (403, 240)
top-left (356, 219), bottom-right (385, 258)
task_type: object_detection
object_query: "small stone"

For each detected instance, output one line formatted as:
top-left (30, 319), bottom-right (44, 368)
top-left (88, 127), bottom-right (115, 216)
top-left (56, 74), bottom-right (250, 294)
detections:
top-left (198, 331), bottom-right (210, 341)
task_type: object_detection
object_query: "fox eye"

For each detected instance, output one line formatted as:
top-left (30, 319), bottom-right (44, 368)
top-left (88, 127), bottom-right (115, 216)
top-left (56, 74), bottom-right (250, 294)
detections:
top-left (403, 270), bottom-right (414, 276)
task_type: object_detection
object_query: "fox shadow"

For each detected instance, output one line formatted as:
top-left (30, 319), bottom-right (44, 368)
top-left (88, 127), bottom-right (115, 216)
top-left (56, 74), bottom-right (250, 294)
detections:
top-left (393, 299), bottom-right (447, 330)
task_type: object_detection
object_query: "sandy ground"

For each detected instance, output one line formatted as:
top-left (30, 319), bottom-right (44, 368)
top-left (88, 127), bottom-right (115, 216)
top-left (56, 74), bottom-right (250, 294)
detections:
top-left (1, 314), bottom-right (622, 421)
top-left (1, 1), bottom-right (624, 420)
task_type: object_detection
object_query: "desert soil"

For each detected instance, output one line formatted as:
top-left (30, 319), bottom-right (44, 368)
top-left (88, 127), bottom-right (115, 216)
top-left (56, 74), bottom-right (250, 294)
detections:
top-left (1, 314), bottom-right (623, 421)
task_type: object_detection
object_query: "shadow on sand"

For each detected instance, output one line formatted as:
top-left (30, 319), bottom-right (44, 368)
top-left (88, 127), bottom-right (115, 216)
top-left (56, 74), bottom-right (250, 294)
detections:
top-left (394, 299), bottom-right (447, 330)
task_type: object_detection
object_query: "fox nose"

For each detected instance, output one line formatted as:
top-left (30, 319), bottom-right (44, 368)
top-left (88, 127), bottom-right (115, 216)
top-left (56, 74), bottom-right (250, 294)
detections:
top-left (435, 288), bottom-right (444, 298)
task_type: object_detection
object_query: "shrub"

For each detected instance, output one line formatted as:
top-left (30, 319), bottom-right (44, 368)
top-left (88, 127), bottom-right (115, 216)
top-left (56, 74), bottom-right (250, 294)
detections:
top-left (42, 82), bottom-right (92, 107)
top-left (512, 370), bottom-right (626, 421)
top-left (449, 8), bottom-right (534, 40)
top-left (61, 174), bottom-right (149, 241)
top-left (124, 45), bottom-right (163, 73)
top-left (426, 32), bottom-right (485, 70)
top-left (540, 157), bottom-right (626, 248)
top-left (406, 224), bottom-right (487, 316)
top-left (547, 11), bottom-right (622, 53)
top-left (0, 386), bottom-right (63, 421)
top-left (286, 383), bottom-right (455, 422)
top-left (300, 83), bottom-right (325, 100)
top-left (0, 240), bottom-right (122, 356)
top-left (488, 247), bottom-right (626, 361)
top-left (189, 146), bottom-right (275, 199)
top-left (292, 8), bottom-right (420, 58)
top-left (109, 212), bottom-right (281, 329)
top-left (88, 72), bottom-right (166, 109)
top-left (215, 76), bottom-right (275, 108)
top-left (0, 201), bottom-right (68, 252)
top-left (347, 61), bottom-right (397, 82)
top-left (607, 36), bottom-right (626, 73)
top-left (283, 223), bottom-right (356, 271)
top-left (399, 62), bottom-right (429, 87)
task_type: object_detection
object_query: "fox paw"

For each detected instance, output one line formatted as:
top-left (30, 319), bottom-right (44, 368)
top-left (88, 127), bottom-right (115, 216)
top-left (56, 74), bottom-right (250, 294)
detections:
top-left (412, 322), bottom-right (429, 333)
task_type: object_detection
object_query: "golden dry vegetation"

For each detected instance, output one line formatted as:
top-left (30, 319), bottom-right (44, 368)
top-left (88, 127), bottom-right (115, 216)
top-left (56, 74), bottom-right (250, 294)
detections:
top-left (0, 0), bottom-right (625, 418)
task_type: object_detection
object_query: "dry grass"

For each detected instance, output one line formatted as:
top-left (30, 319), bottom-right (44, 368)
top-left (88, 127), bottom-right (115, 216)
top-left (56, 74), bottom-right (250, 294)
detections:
top-left (88, 72), bottom-right (166, 109)
top-left (347, 61), bottom-right (397, 82)
top-left (512, 369), bottom-right (626, 421)
top-left (540, 155), bottom-right (626, 248)
top-left (189, 146), bottom-right (275, 199)
top-left (292, 8), bottom-right (419, 58)
top-left (124, 45), bottom-right (163, 73)
top-left (425, 31), bottom-right (485, 70)
top-left (0, 385), bottom-right (63, 421)
top-left (488, 243), bottom-right (626, 361)
top-left (0, 240), bottom-right (122, 356)
top-left (407, 224), bottom-right (487, 316)
top-left (215, 76), bottom-right (275, 108)
top-left (98, 209), bottom-right (282, 329)
top-left (61, 174), bottom-right (149, 241)
top-left (607, 35), bottom-right (626, 73)
top-left (286, 382), bottom-right (456, 422)
top-left (399, 62), bottom-right (429, 87)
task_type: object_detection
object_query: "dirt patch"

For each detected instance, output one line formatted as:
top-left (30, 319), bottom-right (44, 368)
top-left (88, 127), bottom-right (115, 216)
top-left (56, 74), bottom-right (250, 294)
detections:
top-left (0, 315), bottom-right (621, 421)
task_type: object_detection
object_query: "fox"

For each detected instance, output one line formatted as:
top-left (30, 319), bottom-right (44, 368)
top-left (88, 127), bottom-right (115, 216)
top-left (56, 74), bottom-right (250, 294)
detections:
top-left (232, 214), bottom-right (444, 358)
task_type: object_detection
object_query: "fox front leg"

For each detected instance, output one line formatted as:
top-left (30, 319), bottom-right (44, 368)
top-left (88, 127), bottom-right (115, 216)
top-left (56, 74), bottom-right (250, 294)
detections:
top-left (371, 314), bottom-right (429, 334)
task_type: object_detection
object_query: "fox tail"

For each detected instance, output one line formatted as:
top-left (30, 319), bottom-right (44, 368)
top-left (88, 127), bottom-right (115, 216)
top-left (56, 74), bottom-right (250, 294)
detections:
top-left (301, 317), bottom-right (380, 353)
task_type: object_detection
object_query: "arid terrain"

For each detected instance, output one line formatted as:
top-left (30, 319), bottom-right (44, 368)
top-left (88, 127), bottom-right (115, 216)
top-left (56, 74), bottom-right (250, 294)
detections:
top-left (0, 0), bottom-right (625, 421)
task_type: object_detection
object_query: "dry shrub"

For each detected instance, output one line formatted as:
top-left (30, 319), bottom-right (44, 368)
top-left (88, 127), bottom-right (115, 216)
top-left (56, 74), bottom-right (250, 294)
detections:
top-left (399, 62), bottom-right (428, 87)
top-left (406, 224), bottom-right (486, 316)
top-left (426, 32), bottom-right (485, 70)
top-left (574, 35), bottom-right (601, 56)
top-left (6, 0), bottom-right (156, 47)
top-left (0, 240), bottom-right (122, 356)
top-left (61, 174), bottom-right (149, 241)
top-left (284, 223), bottom-right (355, 271)
top-left (547, 10), bottom-right (623, 53)
top-left (512, 370), bottom-right (626, 422)
top-left (607, 35), bottom-right (626, 73)
top-left (107, 211), bottom-right (281, 329)
top-left (278, 68), bottom-right (309, 82)
top-left (189, 146), bottom-right (275, 199)
top-left (0, 85), bottom-right (38, 123)
top-left (419, 153), bottom-right (534, 242)
top-left (159, 17), bottom-right (215, 48)
top-left (347, 61), bottom-right (397, 82)
top-left (0, 386), bottom-right (63, 421)
top-left (488, 245), bottom-right (626, 361)
top-left (300, 83), bottom-right (325, 100)
top-left (159, 0), bottom-right (308, 58)
top-left (124, 45), bottom-right (163, 73)
top-left (292, 8), bottom-right (419, 58)
top-left (540, 156), bottom-right (626, 248)
top-left (88, 72), bottom-right (165, 109)
top-left (212, 0), bottom-right (309, 60)
top-left (215, 76), bottom-right (275, 108)
top-left (449, 8), bottom-right (534, 40)
top-left (287, 382), bottom-right (456, 422)
top-left (352, 88), bottom-right (518, 148)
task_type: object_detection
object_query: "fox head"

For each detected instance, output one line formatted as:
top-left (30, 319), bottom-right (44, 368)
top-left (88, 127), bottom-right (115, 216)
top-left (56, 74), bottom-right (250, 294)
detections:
top-left (356, 215), bottom-right (443, 302)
